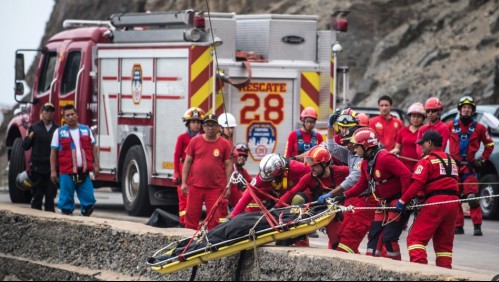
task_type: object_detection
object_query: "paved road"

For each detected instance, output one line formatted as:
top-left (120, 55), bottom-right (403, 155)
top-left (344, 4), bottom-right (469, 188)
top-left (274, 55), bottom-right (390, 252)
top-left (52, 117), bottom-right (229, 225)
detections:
top-left (1, 187), bottom-right (498, 276)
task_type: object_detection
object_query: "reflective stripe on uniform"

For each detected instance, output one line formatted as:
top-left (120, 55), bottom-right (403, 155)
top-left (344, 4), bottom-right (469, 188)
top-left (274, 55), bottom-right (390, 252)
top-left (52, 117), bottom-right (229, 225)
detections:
top-left (247, 204), bottom-right (260, 208)
top-left (386, 251), bottom-right (401, 257)
top-left (338, 243), bottom-right (356, 254)
top-left (179, 210), bottom-right (186, 216)
top-left (219, 218), bottom-right (228, 223)
top-left (407, 244), bottom-right (426, 251)
top-left (366, 248), bottom-right (381, 256)
top-left (436, 252), bottom-right (452, 258)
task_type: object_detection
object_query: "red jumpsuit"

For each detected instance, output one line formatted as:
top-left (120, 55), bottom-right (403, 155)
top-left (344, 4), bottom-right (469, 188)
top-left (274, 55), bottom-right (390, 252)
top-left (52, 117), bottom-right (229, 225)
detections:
top-left (448, 120), bottom-right (494, 228)
top-left (400, 150), bottom-right (460, 268)
top-left (284, 129), bottom-right (324, 158)
top-left (275, 165), bottom-right (349, 246)
top-left (369, 115), bottom-right (403, 151)
top-left (416, 120), bottom-right (449, 157)
top-left (173, 131), bottom-right (200, 226)
top-left (184, 135), bottom-right (232, 230)
top-left (219, 165), bottom-right (252, 221)
top-left (344, 150), bottom-right (412, 260)
top-left (230, 160), bottom-right (310, 218)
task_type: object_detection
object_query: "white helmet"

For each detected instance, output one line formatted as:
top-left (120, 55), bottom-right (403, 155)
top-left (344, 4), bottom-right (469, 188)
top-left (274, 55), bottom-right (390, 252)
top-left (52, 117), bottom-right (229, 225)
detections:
top-left (218, 113), bottom-right (237, 128)
top-left (16, 171), bottom-right (35, 191)
top-left (407, 102), bottom-right (425, 117)
top-left (258, 154), bottom-right (286, 182)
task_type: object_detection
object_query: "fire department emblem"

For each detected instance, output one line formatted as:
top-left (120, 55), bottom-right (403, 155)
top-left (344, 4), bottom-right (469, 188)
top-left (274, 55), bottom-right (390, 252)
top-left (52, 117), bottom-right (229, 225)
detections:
top-left (213, 148), bottom-right (220, 157)
top-left (415, 165), bottom-right (424, 174)
top-left (131, 64), bottom-right (142, 105)
top-left (247, 122), bottom-right (277, 161)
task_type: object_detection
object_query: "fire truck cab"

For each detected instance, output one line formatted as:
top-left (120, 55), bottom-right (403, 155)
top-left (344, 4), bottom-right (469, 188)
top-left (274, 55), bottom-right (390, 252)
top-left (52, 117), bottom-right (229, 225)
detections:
top-left (7, 10), bottom-right (348, 216)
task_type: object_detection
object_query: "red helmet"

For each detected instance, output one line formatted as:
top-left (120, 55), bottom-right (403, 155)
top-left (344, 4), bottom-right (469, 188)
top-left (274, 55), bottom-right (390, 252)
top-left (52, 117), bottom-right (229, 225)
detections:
top-left (304, 145), bottom-right (331, 166)
top-left (300, 107), bottom-right (318, 121)
top-left (232, 143), bottom-right (249, 161)
top-left (340, 108), bottom-right (357, 116)
top-left (425, 97), bottom-right (443, 111)
top-left (352, 127), bottom-right (379, 149)
top-left (356, 113), bottom-right (369, 127)
top-left (182, 107), bottom-right (205, 123)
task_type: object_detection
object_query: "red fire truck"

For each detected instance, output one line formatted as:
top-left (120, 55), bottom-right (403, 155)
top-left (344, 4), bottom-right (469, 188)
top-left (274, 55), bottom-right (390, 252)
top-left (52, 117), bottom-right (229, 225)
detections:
top-left (6, 10), bottom-right (349, 216)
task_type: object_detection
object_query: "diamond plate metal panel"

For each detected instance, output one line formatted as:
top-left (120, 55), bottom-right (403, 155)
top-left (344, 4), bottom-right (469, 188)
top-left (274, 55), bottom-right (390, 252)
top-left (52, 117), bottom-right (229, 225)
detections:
top-left (236, 14), bottom-right (318, 62)
top-left (207, 12), bottom-right (236, 60)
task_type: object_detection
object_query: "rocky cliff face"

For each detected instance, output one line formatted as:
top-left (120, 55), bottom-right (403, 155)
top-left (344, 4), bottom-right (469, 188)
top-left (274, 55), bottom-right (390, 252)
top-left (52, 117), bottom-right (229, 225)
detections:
top-left (2, 0), bottom-right (499, 171)
top-left (40, 0), bottom-right (499, 108)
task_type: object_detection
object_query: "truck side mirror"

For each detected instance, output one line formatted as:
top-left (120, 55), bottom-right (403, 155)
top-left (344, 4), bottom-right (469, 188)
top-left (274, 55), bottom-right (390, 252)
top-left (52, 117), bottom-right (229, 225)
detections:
top-left (15, 53), bottom-right (25, 81)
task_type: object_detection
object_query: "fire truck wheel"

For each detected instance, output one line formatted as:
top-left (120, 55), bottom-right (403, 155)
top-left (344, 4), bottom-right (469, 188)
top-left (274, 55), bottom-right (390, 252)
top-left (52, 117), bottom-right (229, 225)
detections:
top-left (122, 145), bottom-right (153, 216)
top-left (479, 174), bottom-right (499, 220)
top-left (8, 138), bottom-right (32, 203)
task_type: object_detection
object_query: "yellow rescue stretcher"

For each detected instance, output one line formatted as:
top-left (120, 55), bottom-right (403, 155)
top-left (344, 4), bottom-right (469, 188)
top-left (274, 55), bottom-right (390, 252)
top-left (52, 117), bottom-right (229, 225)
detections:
top-left (147, 203), bottom-right (338, 274)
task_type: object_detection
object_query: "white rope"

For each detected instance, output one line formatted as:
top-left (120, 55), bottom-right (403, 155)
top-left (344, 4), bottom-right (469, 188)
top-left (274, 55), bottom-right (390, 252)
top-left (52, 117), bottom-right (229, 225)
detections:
top-left (329, 194), bottom-right (499, 212)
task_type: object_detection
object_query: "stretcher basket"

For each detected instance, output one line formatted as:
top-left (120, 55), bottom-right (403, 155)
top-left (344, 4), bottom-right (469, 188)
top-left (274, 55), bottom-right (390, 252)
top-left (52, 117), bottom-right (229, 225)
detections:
top-left (147, 203), bottom-right (338, 274)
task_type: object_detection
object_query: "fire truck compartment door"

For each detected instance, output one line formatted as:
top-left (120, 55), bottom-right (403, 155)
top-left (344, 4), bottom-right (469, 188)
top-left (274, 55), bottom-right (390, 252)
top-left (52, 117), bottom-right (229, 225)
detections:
top-left (230, 78), bottom-right (296, 175)
top-left (153, 56), bottom-right (189, 175)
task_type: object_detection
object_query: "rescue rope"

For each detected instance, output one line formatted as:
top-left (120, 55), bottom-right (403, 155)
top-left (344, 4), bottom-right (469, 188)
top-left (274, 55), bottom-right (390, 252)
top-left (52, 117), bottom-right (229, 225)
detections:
top-left (396, 155), bottom-right (419, 162)
top-left (328, 193), bottom-right (499, 212)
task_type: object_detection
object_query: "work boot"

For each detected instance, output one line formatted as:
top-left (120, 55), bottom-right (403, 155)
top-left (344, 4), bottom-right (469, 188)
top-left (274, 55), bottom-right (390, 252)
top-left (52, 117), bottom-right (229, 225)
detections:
top-left (473, 224), bottom-right (483, 236)
top-left (454, 226), bottom-right (464, 235)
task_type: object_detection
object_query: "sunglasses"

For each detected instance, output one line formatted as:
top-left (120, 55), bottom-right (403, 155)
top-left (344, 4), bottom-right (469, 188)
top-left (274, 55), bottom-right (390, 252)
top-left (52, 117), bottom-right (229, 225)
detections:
top-left (426, 109), bottom-right (439, 114)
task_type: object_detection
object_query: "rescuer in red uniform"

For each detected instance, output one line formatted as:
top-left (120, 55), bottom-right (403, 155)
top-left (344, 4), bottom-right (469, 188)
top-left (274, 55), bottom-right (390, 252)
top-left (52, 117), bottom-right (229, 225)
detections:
top-left (275, 145), bottom-right (349, 247)
top-left (229, 153), bottom-right (310, 218)
top-left (369, 95), bottom-right (403, 151)
top-left (391, 102), bottom-right (426, 171)
top-left (173, 107), bottom-right (204, 226)
top-left (181, 114), bottom-right (232, 231)
top-left (227, 143), bottom-right (253, 211)
top-left (284, 107), bottom-right (323, 158)
top-left (396, 130), bottom-right (460, 269)
top-left (447, 96), bottom-right (494, 236)
top-left (416, 97), bottom-right (450, 157)
top-left (323, 127), bottom-right (412, 260)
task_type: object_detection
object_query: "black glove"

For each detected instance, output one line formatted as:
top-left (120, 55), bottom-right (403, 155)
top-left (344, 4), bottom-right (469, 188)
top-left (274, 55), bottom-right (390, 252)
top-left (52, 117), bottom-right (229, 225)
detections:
top-left (467, 193), bottom-right (480, 208)
top-left (472, 159), bottom-right (484, 169)
top-left (237, 181), bottom-right (246, 191)
top-left (332, 195), bottom-right (346, 204)
top-left (328, 109), bottom-right (342, 128)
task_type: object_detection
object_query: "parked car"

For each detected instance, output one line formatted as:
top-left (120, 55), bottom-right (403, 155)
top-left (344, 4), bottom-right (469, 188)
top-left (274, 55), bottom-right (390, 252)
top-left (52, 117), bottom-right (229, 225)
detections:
top-left (441, 105), bottom-right (499, 220)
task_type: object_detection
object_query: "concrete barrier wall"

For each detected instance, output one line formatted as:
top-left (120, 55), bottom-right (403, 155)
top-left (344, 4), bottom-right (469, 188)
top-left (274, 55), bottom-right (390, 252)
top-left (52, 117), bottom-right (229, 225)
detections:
top-left (0, 205), bottom-right (493, 281)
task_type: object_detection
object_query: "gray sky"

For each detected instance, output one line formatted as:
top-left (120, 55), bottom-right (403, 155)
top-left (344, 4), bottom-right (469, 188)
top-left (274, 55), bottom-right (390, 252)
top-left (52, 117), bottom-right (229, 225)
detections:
top-left (0, 0), bottom-right (54, 109)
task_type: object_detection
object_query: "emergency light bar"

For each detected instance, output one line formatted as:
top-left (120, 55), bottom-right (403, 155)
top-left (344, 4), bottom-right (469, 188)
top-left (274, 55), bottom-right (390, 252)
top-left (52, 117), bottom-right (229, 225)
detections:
top-left (63, 20), bottom-right (115, 31)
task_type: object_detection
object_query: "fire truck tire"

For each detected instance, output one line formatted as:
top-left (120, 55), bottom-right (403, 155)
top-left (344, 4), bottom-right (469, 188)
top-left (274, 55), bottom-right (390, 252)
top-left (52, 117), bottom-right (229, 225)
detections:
top-left (479, 174), bottom-right (499, 220)
top-left (122, 145), bottom-right (153, 216)
top-left (8, 138), bottom-right (32, 203)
